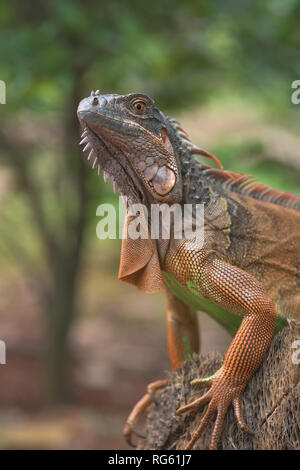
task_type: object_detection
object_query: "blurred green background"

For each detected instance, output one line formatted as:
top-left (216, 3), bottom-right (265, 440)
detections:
top-left (0, 0), bottom-right (299, 449)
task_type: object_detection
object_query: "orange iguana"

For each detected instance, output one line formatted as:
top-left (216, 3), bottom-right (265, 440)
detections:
top-left (77, 90), bottom-right (300, 450)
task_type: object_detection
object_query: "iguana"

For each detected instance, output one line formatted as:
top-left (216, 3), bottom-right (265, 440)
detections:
top-left (77, 90), bottom-right (300, 450)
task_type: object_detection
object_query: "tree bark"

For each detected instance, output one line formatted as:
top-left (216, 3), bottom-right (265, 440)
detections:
top-left (138, 321), bottom-right (300, 450)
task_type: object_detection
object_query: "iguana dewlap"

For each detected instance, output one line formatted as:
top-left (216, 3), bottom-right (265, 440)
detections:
top-left (77, 90), bottom-right (300, 450)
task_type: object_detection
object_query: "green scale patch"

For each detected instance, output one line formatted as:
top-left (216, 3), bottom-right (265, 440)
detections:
top-left (164, 272), bottom-right (288, 338)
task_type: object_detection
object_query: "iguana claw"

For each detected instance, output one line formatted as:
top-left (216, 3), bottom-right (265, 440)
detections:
top-left (176, 369), bottom-right (253, 450)
top-left (123, 424), bottom-right (145, 448)
top-left (123, 378), bottom-right (168, 447)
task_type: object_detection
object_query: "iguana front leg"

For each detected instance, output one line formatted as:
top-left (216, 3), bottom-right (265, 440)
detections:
top-left (166, 291), bottom-right (199, 370)
top-left (123, 292), bottom-right (199, 446)
top-left (167, 249), bottom-right (277, 450)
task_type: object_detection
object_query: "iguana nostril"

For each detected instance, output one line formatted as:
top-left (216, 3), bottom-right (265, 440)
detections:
top-left (92, 97), bottom-right (99, 106)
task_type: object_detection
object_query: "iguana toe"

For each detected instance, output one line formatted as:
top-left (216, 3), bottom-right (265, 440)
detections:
top-left (176, 369), bottom-right (249, 449)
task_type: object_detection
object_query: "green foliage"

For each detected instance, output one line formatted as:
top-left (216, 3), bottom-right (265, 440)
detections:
top-left (1, 0), bottom-right (300, 112)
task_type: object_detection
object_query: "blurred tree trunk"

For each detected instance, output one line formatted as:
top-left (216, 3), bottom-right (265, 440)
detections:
top-left (0, 66), bottom-right (88, 403)
top-left (45, 258), bottom-right (80, 402)
top-left (43, 69), bottom-right (87, 402)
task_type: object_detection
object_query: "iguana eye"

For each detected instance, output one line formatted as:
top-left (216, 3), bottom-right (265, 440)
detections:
top-left (133, 100), bottom-right (146, 112)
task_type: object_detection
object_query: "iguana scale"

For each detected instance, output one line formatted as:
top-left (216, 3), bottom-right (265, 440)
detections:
top-left (77, 90), bottom-right (300, 450)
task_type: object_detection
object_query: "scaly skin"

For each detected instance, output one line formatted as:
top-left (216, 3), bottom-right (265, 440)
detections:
top-left (166, 244), bottom-right (277, 448)
top-left (77, 90), bottom-right (300, 449)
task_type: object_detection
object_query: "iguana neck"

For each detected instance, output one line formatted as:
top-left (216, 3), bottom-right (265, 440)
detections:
top-left (181, 156), bottom-right (212, 206)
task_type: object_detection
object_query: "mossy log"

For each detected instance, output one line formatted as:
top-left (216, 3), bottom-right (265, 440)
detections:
top-left (138, 321), bottom-right (300, 450)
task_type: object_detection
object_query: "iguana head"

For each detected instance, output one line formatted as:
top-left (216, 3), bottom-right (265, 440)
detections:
top-left (77, 90), bottom-right (221, 294)
top-left (77, 90), bottom-right (183, 205)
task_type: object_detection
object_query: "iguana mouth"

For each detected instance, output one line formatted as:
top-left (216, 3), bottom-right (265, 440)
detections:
top-left (79, 124), bottom-right (144, 204)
